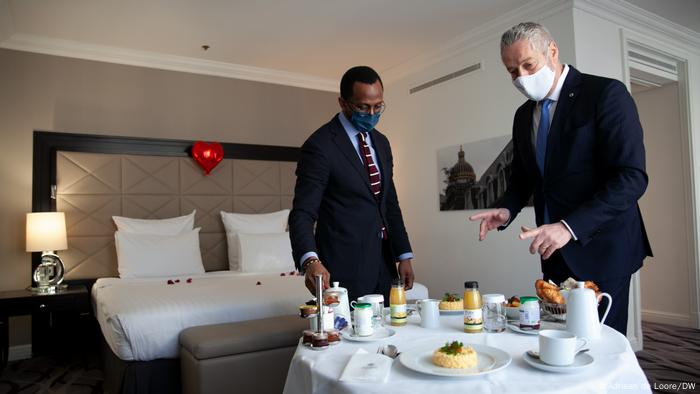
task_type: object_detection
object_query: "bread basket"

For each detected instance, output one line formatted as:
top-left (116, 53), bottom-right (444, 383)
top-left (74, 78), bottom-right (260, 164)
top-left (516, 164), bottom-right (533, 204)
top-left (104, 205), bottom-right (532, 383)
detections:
top-left (539, 299), bottom-right (567, 321)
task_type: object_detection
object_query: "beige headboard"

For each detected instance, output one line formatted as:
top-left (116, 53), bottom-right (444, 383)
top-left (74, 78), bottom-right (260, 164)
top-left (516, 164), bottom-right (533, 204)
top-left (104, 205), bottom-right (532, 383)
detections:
top-left (33, 131), bottom-right (300, 281)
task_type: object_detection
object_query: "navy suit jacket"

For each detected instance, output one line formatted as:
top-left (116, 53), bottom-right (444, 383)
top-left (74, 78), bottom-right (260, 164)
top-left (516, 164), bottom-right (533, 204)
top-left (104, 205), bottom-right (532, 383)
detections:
top-left (289, 115), bottom-right (412, 289)
top-left (500, 66), bottom-right (652, 281)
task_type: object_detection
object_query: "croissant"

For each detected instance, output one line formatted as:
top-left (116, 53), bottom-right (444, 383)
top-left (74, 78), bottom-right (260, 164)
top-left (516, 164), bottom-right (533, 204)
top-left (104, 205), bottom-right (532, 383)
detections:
top-left (535, 279), bottom-right (566, 304)
top-left (542, 288), bottom-right (566, 304)
top-left (584, 281), bottom-right (599, 293)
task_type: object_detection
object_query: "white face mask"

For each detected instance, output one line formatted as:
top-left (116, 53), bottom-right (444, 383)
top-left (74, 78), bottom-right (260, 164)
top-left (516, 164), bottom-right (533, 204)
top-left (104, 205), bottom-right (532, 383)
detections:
top-left (512, 62), bottom-right (555, 101)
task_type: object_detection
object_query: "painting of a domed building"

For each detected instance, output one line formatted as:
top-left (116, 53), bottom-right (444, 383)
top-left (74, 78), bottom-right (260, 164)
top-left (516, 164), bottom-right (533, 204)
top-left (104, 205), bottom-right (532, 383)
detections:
top-left (438, 135), bottom-right (524, 211)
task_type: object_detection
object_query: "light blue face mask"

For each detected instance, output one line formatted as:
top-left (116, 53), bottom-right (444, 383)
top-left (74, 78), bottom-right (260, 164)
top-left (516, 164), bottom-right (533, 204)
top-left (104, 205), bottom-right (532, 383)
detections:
top-left (351, 111), bottom-right (381, 133)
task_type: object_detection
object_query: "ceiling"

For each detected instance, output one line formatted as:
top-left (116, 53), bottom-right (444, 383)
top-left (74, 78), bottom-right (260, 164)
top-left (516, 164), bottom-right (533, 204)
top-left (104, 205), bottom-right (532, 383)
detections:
top-left (1, 0), bottom-right (698, 89)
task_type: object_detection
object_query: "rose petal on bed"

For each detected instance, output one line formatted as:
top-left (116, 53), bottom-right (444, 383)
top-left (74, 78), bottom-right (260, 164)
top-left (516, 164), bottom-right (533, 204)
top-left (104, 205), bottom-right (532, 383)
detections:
top-left (167, 279), bottom-right (174, 285)
top-left (186, 278), bottom-right (192, 283)
top-left (256, 281), bottom-right (262, 285)
top-left (280, 272), bottom-right (286, 276)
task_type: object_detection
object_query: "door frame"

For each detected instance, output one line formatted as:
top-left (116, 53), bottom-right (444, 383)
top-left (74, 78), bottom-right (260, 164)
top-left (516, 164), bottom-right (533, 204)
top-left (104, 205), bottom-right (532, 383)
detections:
top-left (621, 30), bottom-right (700, 331)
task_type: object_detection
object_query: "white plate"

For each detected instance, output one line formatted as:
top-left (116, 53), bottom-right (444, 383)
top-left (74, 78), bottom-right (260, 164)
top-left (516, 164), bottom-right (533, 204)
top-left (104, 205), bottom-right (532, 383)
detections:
top-left (340, 327), bottom-right (396, 342)
top-left (399, 342), bottom-right (511, 377)
top-left (439, 309), bottom-right (463, 315)
top-left (506, 321), bottom-right (564, 335)
top-left (522, 351), bottom-right (594, 373)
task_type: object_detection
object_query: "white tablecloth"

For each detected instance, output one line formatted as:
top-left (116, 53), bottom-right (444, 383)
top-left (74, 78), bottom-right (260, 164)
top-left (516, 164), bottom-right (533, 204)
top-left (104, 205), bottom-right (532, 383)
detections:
top-left (283, 313), bottom-right (651, 394)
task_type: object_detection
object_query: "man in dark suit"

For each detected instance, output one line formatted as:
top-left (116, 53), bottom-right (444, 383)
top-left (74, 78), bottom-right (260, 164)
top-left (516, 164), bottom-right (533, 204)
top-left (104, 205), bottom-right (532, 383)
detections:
top-left (469, 22), bottom-right (652, 334)
top-left (289, 66), bottom-right (415, 301)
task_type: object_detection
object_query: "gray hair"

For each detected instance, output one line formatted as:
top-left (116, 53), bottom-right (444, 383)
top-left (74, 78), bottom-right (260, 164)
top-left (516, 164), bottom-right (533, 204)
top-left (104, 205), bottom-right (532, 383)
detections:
top-left (500, 22), bottom-right (554, 54)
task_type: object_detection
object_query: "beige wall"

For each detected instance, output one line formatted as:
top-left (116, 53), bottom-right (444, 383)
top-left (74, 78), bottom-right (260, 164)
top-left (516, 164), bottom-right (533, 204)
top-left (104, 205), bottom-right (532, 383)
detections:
top-left (635, 82), bottom-right (694, 327)
top-left (0, 48), bottom-right (338, 347)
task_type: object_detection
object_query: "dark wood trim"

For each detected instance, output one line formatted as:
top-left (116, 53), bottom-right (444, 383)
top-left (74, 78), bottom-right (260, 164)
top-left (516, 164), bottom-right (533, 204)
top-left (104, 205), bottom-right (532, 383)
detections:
top-left (31, 130), bottom-right (301, 281)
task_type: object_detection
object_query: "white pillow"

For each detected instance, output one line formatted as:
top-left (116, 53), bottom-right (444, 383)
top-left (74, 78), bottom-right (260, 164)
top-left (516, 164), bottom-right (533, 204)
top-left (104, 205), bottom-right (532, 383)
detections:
top-left (237, 232), bottom-right (295, 273)
top-left (220, 209), bottom-right (290, 270)
top-left (115, 228), bottom-right (205, 278)
top-left (113, 210), bottom-right (196, 235)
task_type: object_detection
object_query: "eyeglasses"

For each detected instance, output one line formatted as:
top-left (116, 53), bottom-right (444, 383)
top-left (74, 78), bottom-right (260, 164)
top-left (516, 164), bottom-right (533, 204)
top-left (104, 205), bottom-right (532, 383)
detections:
top-left (346, 101), bottom-right (386, 115)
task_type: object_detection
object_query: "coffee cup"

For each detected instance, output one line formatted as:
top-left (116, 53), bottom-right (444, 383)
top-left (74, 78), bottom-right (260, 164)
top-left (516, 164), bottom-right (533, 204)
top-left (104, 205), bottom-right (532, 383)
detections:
top-left (415, 299), bottom-right (440, 329)
top-left (538, 329), bottom-right (588, 366)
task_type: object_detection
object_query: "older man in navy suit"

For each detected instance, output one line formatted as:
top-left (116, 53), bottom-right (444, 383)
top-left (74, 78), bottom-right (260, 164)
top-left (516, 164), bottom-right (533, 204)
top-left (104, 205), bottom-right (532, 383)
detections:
top-left (470, 22), bottom-right (652, 334)
top-left (289, 66), bottom-right (415, 302)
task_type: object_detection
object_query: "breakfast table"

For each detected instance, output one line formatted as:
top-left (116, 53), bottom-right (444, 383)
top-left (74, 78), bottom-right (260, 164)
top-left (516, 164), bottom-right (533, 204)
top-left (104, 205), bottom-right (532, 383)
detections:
top-left (283, 311), bottom-right (651, 394)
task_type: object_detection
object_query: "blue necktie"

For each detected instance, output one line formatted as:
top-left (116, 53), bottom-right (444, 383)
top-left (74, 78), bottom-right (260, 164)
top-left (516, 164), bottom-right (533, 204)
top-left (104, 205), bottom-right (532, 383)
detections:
top-left (535, 99), bottom-right (553, 175)
top-left (536, 99), bottom-right (553, 223)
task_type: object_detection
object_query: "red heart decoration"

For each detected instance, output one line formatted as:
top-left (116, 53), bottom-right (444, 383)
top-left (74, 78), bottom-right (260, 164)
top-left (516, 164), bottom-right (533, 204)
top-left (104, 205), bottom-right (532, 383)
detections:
top-left (191, 141), bottom-right (224, 175)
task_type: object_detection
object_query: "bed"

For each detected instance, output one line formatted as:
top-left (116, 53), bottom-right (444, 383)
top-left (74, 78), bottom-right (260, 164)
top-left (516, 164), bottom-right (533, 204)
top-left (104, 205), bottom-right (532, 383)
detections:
top-left (32, 131), bottom-right (305, 393)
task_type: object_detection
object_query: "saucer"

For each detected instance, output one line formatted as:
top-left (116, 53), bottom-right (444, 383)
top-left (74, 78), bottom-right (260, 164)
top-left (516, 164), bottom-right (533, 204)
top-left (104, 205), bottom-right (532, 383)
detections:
top-left (522, 351), bottom-right (594, 373)
top-left (340, 326), bottom-right (396, 342)
top-left (439, 309), bottom-right (463, 316)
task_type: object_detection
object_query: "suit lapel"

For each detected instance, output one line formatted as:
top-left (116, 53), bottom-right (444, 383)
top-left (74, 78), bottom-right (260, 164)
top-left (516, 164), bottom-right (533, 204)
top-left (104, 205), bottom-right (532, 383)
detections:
top-left (517, 100), bottom-right (540, 179)
top-left (330, 116), bottom-right (372, 192)
top-left (544, 67), bottom-right (582, 176)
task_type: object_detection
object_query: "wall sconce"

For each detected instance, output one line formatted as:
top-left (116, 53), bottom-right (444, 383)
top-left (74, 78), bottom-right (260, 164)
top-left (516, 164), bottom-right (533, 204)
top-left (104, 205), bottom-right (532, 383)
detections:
top-left (26, 212), bottom-right (68, 293)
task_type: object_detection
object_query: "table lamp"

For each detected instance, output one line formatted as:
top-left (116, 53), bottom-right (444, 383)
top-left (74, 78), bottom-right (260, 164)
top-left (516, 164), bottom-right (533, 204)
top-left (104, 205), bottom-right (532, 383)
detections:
top-left (26, 212), bottom-right (68, 293)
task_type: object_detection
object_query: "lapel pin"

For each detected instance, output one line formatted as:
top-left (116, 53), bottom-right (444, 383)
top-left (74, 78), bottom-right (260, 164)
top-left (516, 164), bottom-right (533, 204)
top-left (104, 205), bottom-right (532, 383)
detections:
top-left (569, 92), bottom-right (574, 98)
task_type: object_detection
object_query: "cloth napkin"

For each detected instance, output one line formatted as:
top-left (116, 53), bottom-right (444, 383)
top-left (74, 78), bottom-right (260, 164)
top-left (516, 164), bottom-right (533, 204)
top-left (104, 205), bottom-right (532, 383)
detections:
top-left (338, 348), bottom-right (392, 383)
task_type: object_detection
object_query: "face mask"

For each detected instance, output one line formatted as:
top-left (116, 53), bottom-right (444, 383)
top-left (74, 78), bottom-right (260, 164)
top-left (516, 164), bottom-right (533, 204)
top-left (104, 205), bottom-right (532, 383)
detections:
top-left (512, 62), bottom-right (555, 101)
top-left (350, 111), bottom-right (381, 133)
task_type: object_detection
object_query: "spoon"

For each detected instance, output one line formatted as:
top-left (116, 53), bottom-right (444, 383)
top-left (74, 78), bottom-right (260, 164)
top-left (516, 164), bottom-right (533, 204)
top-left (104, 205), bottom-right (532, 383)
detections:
top-left (378, 344), bottom-right (401, 359)
top-left (527, 348), bottom-right (589, 359)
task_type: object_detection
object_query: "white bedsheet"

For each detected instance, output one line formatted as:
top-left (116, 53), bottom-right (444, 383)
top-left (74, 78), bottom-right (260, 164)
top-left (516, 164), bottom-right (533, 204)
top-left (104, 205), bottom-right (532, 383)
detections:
top-left (92, 271), bottom-right (430, 361)
top-left (92, 271), bottom-right (309, 361)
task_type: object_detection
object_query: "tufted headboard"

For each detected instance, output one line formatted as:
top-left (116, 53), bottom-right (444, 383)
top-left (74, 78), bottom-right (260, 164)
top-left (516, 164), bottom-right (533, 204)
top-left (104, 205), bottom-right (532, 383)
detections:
top-left (32, 131), bottom-right (300, 281)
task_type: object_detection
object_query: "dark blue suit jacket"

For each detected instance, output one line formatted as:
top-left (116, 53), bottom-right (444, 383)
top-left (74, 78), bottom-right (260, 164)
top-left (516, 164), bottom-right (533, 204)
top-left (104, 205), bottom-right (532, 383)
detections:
top-left (500, 66), bottom-right (652, 281)
top-left (289, 115), bottom-right (412, 290)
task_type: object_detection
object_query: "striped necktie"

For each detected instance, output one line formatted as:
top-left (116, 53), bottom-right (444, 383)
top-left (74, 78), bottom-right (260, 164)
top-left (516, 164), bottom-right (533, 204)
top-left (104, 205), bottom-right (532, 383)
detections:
top-left (357, 132), bottom-right (382, 201)
top-left (357, 132), bottom-right (388, 239)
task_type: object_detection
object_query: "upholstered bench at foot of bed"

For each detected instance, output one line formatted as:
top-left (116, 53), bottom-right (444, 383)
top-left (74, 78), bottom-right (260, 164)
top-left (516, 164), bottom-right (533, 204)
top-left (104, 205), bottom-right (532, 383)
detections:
top-left (180, 315), bottom-right (308, 394)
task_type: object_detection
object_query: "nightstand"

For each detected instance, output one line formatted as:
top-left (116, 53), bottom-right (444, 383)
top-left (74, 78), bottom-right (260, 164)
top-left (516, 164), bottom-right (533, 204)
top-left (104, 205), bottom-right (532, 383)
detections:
top-left (0, 285), bottom-right (90, 372)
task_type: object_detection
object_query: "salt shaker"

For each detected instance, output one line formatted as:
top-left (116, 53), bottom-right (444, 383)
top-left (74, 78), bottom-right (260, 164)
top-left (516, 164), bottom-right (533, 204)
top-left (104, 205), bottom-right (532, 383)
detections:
top-left (482, 294), bottom-right (506, 333)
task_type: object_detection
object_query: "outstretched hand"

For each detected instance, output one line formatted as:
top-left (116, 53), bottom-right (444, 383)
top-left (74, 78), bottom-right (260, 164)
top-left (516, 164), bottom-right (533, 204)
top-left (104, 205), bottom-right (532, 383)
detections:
top-left (468, 208), bottom-right (510, 241)
top-left (519, 223), bottom-right (572, 259)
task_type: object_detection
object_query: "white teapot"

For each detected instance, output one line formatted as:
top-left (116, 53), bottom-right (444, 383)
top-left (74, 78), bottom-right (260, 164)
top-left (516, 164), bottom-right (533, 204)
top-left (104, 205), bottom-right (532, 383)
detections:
top-left (324, 282), bottom-right (351, 323)
top-left (566, 281), bottom-right (612, 340)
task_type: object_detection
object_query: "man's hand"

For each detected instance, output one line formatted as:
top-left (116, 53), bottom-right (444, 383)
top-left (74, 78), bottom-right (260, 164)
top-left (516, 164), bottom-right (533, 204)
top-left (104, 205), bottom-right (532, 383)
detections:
top-left (398, 259), bottom-right (414, 290)
top-left (468, 208), bottom-right (510, 241)
top-left (304, 260), bottom-right (330, 296)
top-left (519, 223), bottom-right (573, 259)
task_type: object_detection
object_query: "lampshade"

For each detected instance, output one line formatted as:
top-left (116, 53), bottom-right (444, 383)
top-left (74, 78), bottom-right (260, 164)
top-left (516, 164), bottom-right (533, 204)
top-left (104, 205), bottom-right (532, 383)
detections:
top-left (26, 212), bottom-right (68, 252)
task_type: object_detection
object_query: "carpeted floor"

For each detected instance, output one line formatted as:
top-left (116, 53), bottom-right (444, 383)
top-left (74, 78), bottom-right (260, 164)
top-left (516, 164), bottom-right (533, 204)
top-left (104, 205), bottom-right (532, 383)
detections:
top-left (0, 321), bottom-right (697, 393)
top-left (636, 321), bottom-right (700, 393)
top-left (0, 351), bottom-right (102, 394)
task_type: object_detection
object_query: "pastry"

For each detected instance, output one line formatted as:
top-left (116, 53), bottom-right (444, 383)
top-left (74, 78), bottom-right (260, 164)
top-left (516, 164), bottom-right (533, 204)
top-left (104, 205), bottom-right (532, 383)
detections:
top-left (584, 281), bottom-right (600, 293)
top-left (507, 296), bottom-right (520, 307)
top-left (432, 341), bottom-right (477, 369)
top-left (536, 279), bottom-right (565, 304)
top-left (439, 293), bottom-right (462, 310)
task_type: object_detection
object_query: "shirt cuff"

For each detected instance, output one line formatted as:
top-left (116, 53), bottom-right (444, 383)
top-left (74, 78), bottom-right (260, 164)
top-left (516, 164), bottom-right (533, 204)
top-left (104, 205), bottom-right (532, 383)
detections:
top-left (560, 220), bottom-right (578, 241)
top-left (498, 209), bottom-right (513, 230)
top-left (397, 252), bottom-right (413, 262)
top-left (299, 251), bottom-right (318, 267)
